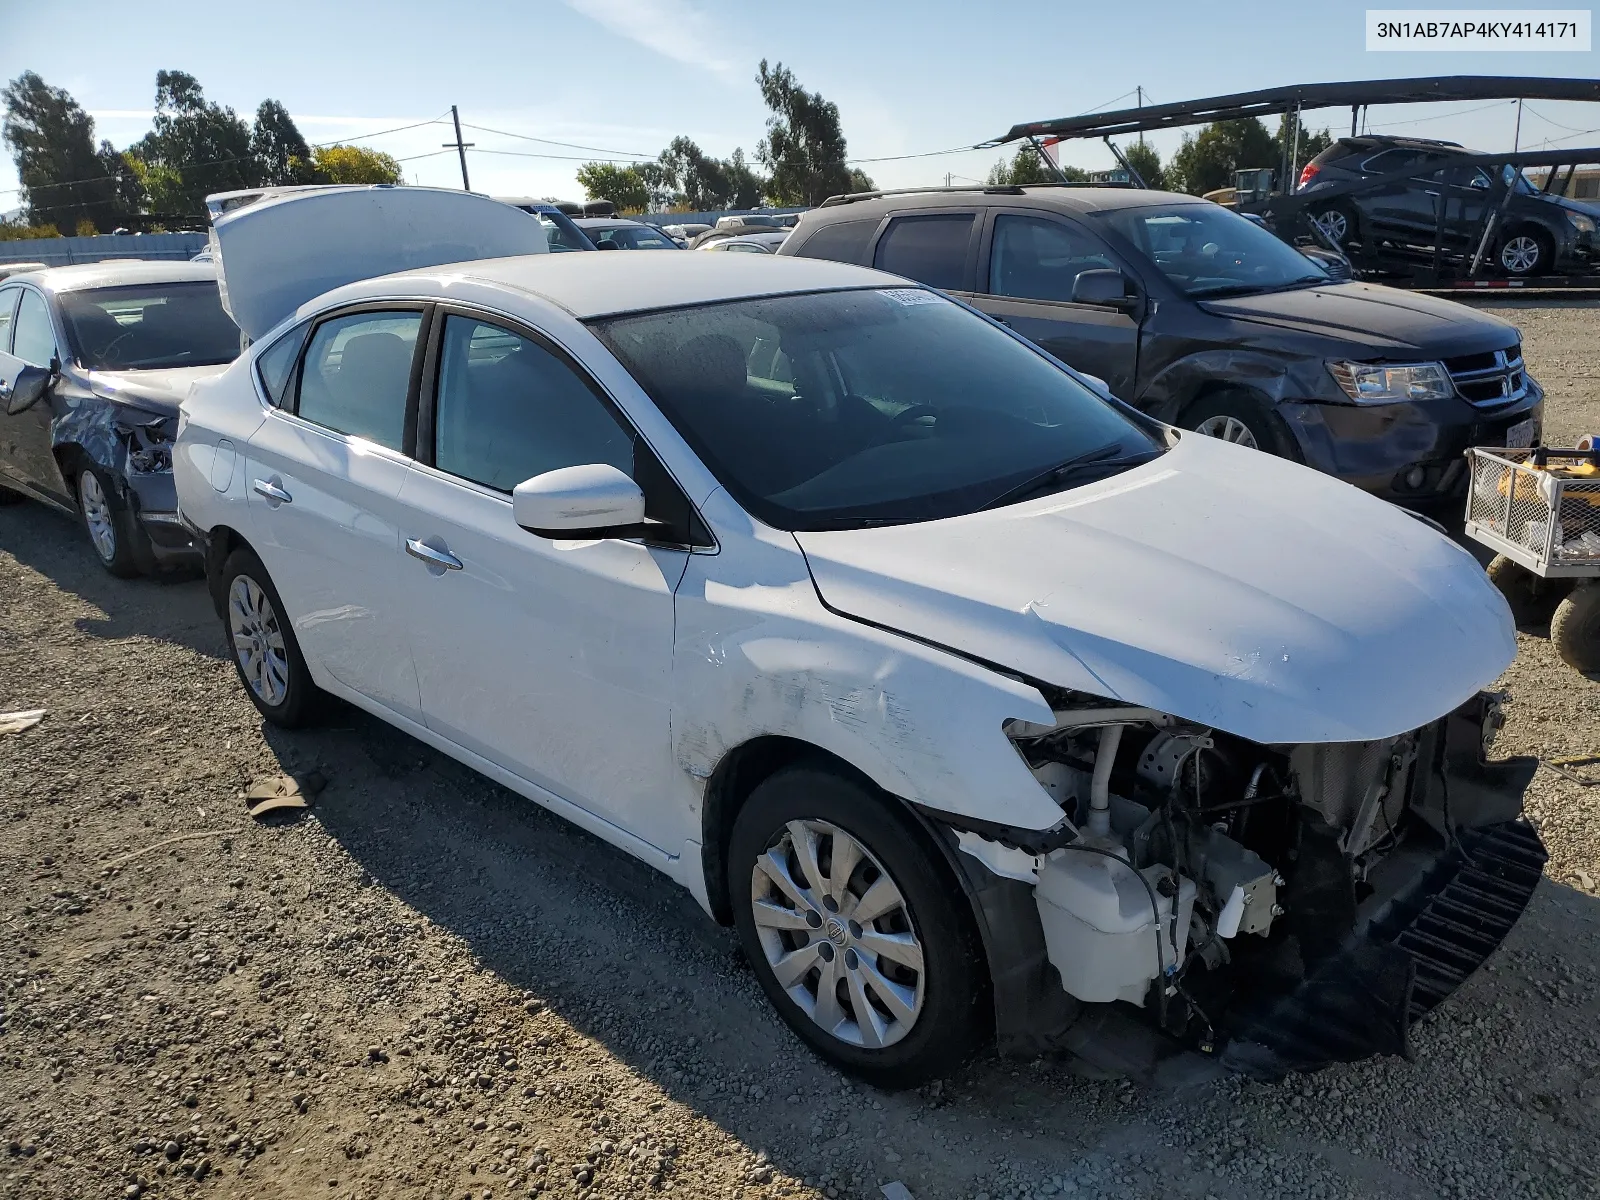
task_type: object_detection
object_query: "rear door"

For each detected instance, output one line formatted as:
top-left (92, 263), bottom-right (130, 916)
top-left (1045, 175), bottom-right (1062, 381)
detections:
top-left (242, 305), bottom-right (427, 720)
top-left (0, 285), bottom-right (23, 490)
top-left (970, 211), bottom-right (1141, 399)
top-left (870, 211), bottom-right (979, 297)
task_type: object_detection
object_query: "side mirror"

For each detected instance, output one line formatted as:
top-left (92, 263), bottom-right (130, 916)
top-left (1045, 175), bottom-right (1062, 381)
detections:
top-left (512, 463), bottom-right (646, 538)
top-left (1072, 269), bottom-right (1134, 309)
top-left (1076, 372), bottom-right (1114, 400)
top-left (5, 363), bottom-right (53, 415)
top-left (593, 240), bottom-right (619, 250)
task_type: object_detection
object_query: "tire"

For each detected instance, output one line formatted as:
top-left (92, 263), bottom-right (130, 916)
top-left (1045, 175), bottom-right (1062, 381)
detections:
top-left (1552, 584), bottom-right (1600, 673)
top-left (77, 466), bottom-right (151, 578)
top-left (729, 762), bottom-right (986, 1088)
top-left (220, 546), bottom-right (322, 727)
top-left (1485, 553), bottom-right (1571, 627)
top-left (1309, 202), bottom-right (1358, 247)
top-left (1497, 228), bottom-right (1553, 277)
top-left (1183, 389), bottom-right (1301, 461)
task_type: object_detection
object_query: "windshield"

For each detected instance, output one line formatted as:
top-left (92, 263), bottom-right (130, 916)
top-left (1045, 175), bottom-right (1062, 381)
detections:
top-left (527, 209), bottom-right (596, 252)
top-left (60, 281), bottom-right (241, 371)
top-left (591, 288), bottom-right (1161, 531)
top-left (1096, 203), bottom-right (1329, 298)
top-left (593, 225), bottom-right (679, 250)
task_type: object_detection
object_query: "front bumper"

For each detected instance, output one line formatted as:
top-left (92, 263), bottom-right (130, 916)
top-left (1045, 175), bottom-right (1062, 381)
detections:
top-left (125, 471), bottom-right (202, 563)
top-left (1277, 382), bottom-right (1543, 511)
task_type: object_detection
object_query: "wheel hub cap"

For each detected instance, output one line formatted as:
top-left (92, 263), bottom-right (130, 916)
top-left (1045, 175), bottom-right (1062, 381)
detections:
top-left (1503, 237), bottom-right (1539, 273)
top-left (228, 576), bottom-right (290, 707)
top-left (1194, 414), bottom-right (1261, 450)
top-left (749, 819), bottom-right (926, 1049)
top-left (79, 473), bottom-right (116, 562)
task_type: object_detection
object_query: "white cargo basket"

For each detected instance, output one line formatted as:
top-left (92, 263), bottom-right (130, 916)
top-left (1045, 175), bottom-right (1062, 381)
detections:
top-left (1465, 446), bottom-right (1600, 578)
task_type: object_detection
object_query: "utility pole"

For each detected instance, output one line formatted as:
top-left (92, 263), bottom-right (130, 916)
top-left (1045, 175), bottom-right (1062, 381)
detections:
top-left (1137, 86), bottom-right (1144, 148)
top-left (1513, 98), bottom-right (1523, 152)
top-left (445, 105), bottom-right (474, 191)
top-left (944, 172), bottom-right (953, 188)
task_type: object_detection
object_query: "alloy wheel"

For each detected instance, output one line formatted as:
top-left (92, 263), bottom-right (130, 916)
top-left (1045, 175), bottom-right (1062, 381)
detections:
top-left (79, 471), bottom-right (117, 563)
top-left (228, 576), bottom-right (290, 707)
top-left (1500, 235), bottom-right (1541, 275)
top-left (1194, 414), bottom-right (1261, 449)
top-left (749, 819), bottom-right (926, 1049)
top-left (1312, 209), bottom-right (1348, 242)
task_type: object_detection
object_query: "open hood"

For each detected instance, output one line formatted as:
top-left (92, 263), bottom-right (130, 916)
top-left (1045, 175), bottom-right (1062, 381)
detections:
top-left (207, 186), bottom-right (547, 342)
top-left (794, 434), bottom-right (1514, 745)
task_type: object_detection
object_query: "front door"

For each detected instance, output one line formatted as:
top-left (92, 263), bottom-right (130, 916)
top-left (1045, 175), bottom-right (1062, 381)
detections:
top-left (971, 213), bottom-right (1140, 399)
top-left (395, 311), bottom-right (689, 851)
top-left (0, 286), bottom-right (70, 504)
top-left (243, 307), bottom-right (426, 721)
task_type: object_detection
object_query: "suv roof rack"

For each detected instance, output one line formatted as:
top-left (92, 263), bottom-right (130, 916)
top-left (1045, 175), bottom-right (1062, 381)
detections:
top-left (817, 181), bottom-right (1114, 208)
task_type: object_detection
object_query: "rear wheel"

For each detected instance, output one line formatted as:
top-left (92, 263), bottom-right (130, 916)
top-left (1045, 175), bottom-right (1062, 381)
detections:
top-left (1485, 554), bottom-right (1571, 626)
top-left (1184, 389), bottom-right (1300, 461)
top-left (1310, 202), bottom-right (1358, 247)
top-left (1552, 584), bottom-right (1600, 673)
top-left (221, 547), bottom-right (323, 727)
top-left (729, 762), bottom-right (986, 1088)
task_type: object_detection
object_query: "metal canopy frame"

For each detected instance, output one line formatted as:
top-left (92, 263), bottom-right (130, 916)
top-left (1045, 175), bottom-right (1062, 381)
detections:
top-left (994, 76), bottom-right (1600, 145)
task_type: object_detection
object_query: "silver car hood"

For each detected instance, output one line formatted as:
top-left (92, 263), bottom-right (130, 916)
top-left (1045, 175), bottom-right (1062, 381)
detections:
top-left (793, 434), bottom-right (1514, 745)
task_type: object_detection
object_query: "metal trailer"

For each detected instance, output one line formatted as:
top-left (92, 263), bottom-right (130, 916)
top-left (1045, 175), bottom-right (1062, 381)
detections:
top-left (986, 76), bottom-right (1600, 289)
top-left (1466, 445), bottom-right (1600, 671)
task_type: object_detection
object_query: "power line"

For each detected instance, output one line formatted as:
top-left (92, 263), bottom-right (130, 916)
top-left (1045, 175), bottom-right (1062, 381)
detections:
top-left (1365, 99), bottom-right (1517, 130)
top-left (1520, 104), bottom-right (1596, 135)
top-left (845, 143), bottom-right (983, 164)
top-left (457, 121), bottom-right (655, 160)
top-left (309, 113), bottom-right (450, 148)
top-left (467, 148), bottom-right (653, 163)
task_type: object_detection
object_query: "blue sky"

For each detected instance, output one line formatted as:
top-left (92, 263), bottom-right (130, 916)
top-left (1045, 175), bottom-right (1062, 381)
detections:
top-left (3, 0), bottom-right (1598, 213)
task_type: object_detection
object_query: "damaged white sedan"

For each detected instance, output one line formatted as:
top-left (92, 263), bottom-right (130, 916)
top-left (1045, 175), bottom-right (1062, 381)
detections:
top-left (176, 186), bottom-right (1543, 1087)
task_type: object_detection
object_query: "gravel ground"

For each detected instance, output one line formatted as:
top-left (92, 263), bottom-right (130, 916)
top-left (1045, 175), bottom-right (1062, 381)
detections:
top-left (2, 300), bottom-right (1599, 1200)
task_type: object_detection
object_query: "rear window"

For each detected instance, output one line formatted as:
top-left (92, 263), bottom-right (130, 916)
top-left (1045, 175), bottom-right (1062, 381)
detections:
top-left (873, 215), bottom-right (974, 291)
top-left (789, 217), bottom-right (879, 264)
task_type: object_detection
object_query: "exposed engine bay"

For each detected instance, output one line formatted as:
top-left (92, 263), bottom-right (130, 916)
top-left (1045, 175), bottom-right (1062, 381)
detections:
top-left (948, 688), bottom-right (1544, 1077)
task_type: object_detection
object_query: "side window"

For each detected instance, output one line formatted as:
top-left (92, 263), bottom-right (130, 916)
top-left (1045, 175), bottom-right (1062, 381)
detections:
top-left (873, 214), bottom-right (974, 290)
top-left (12, 289), bottom-right (57, 367)
top-left (295, 311), bottom-right (421, 451)
top-left (790, 218), bottom-right (879, 263)
top-left (0, 287), bottom-right (17, 353)
top-left (988, 215), bottom-right (1118, 303)
top-left (432, 315), bottom-right (634, 493)
top-left (255, 322), bottom-right (309, 408)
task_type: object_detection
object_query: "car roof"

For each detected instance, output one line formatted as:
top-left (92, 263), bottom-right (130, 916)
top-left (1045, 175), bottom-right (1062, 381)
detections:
top-left (711, 231), bottom-right (789, 245)
top-left (574, 218), bottom-right (651, 229)
top-left (357, 251), bottom-right (898, 320)
top-left (11, 259), bottom-right (217, 294)
top-left (1330, 135), bottom-right (1466, 151)
top-left (807, 184), bottom-right (1212, 219)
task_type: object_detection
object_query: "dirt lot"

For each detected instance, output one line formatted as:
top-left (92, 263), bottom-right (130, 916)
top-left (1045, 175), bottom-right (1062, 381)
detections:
top-left (2, 300), bottom-right (1599, 1200)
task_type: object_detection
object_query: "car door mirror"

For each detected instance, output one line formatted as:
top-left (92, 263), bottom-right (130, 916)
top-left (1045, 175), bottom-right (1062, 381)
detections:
top-left (1072, 269), bottom-right (1134, 309)
top-left (512, 463), bottom-right (646, 538)
top-left (1076, 372), bottom-right (1114, 400)
top-left (593, 240), bottom-right (619, 250)
top-left (5, 363), bottom-right (53, 415)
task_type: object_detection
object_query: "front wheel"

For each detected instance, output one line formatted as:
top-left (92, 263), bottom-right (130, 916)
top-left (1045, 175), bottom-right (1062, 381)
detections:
top-left (221, 547), bottom-right (323, 727)
top-left (78, 466), bottom-right (151, 578)
top-left (1486, 554), bottom-right (1571, 626)
top-left (729, 762), bottom-right (986, 1088)
top-left (1183, 389), bottom-right (1301, 461)
top-left (1498, 229), bottom-right (1553, 277)
top-left (1552, 584), bottom-right (1600, 673)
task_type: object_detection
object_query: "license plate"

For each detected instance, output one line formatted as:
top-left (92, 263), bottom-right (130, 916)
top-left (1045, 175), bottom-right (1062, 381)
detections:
top-left (1504, 419), bottom-right (1537, 448)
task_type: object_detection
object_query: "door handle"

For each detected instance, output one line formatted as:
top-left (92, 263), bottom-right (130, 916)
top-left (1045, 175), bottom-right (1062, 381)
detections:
top-left (406, 538), bottom-right (463, 572)
top-left (251, 477), bottom-right (292, 505)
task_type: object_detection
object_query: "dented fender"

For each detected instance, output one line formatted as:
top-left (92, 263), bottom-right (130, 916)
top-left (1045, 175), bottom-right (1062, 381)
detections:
top-left (672, 490), bottom-right (1065, 835)
top-left (1137, 345), bottom-right (1331, 428)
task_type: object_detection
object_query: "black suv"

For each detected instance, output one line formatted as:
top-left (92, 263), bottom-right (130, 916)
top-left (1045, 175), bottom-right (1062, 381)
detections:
top-left (1297, 136), bottom-right (1600, 276)
top-left (780, 185), bottom-right (1541, 513)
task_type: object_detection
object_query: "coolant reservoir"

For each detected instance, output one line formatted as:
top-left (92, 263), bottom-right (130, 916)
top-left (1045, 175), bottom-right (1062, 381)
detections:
top-left (1034, 849), bottom-right (1195, 1006)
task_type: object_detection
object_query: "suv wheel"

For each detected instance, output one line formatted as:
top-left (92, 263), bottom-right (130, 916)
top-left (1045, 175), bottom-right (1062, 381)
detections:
top-left (1498, 230), bottom-right (1551, 276)
top-left (1184, 389), bottom-right (1300, 460)
top-left (1310, 204), bottom-right (1356, 246)
top-left (729, 762), bottom-right (985, 1088)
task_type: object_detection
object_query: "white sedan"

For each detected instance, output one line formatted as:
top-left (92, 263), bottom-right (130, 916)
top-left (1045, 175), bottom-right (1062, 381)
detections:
top-left (176, 186), bottom-right (1540, 1087)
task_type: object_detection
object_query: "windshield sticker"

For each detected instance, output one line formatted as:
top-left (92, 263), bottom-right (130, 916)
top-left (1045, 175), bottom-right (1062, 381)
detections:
top-left (878, 288), bottom-right (941, 306)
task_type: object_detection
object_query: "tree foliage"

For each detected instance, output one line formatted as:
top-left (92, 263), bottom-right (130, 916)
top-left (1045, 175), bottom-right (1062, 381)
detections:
top-left (1, 71), bottom-right (131, 233)
top-left (1122, 141), bottom-right (1166, 190)
top-left (575, 162), bottom-right (651, 212)
top-left (132, 70), bottom-right (257, 216)
top-left (755, 60), bottom-right (869, 205)
top-left (1165, 115), bottom-right (1334, 196)
top-left (986, 142), bottom-right (1087, 187)
top-left (251, 99), bottom-right (314, 186)
top-left (310, 144), bottom-right (403, 185)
